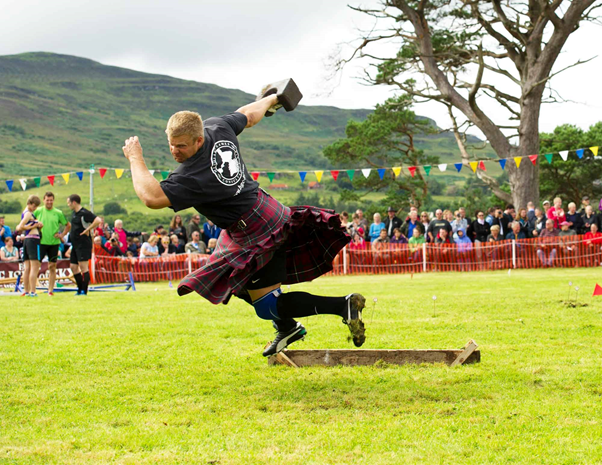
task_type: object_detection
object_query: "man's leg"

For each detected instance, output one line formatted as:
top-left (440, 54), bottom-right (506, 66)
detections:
top-left (23, 261), bottom-right (31, 295)
top-left (29, 261), bottom-right (41, 296)
top-left (79, 261), bottom-right (90, 294)
top-left (70, 263), bottom-right (83, 294)
top-left (48, 262), bottom-right (57, 294)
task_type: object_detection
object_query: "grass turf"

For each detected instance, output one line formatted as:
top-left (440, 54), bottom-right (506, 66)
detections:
top-left (2, 268), bottom-right (602, 464)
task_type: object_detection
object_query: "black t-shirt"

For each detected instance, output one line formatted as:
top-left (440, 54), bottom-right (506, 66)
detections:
top-left (160, 112), bottom-right (259, 228)
top-left (70, 207), bottom-right (97, 246)
top-left (427, 219), bottom-right (452, 238)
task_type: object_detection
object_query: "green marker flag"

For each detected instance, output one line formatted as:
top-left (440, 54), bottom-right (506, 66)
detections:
top-left (161, 170), bottom-right (169, 180)
top-left (33, 177), bottom-right (41, 187)
top-left (267, 172), bottom-right (275, 182)
top-left (544, 153), bottom-right (553, 164)
top-left (424, 165), bottom-right (432, 176)
top-left (346, 169), bottom-right (355, 181)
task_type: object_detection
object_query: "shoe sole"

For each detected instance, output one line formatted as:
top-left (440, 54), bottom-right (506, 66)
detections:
top-left (345, 294), bottom-right (366, 347)
top-left (263, 327), bottom-right (307, 357)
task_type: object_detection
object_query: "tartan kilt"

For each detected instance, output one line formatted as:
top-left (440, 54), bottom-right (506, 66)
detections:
top-left (178, 189), bottom-right (350, 304)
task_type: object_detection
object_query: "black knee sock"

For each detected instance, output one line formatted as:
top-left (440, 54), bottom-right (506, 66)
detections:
top-left (73, 272), bottom-right (83, 292)
top-left (82, 272), bottom-right (90, 294)
top-left (277, 292), bottom-right (347, 319)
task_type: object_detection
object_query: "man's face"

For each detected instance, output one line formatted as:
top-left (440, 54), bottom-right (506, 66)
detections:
top-left (192, 232), bottom-right (200, 242)
top-left (561, 225), bottom-right (569, 231)
top-left (546, 220), bottom-right (554, 230)
top-left (410, 211), bottom-right (418, 221)
top-left (193, 216), bottom-right (200, 224)
top-left (44, 195), bottom-right (54, 209)
top-left (569, 205), bottom-right (576, 214)
top-left (168, 135), bottom-right (203, 163)
top-left (67, 199), bottom-right (75, 211)
top-left (388, 211), bottom-right (395, 218)
top-left (459, 208), bottom-right (466, 217)
top-left (583, 199), bottom-right (590, 206)
top-left (435, 210), bottom-right (442, 219)
top-left (379, 229), bottom-right (387, 239)
top-left (513, 223), bottom-right (520, 233)
top-left (0, 217), bottom-right (4, 226)
top-left (356, 210), bottom-right (363, 219)
top-left (496, 210), bottom-right (503, 218)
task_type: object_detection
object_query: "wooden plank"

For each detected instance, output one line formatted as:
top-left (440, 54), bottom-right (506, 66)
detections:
top-left (450, 339), bottom-right (479, 367)
top-left (271, 351), bottom-right (299, 368)
top-left (268, 348), bottom-right (480, 367)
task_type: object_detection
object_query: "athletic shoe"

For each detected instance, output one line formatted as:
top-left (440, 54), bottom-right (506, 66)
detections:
top-left (21, 292), bottom-right (27, 297)
top-left (47, 291), bottom-right (54, 297)
top-left (343, 293), bottom-right (366, 347)
top-left (262, 321), bottom-right (307, 357)
top-left (29, 293), bottom-right (38, 298)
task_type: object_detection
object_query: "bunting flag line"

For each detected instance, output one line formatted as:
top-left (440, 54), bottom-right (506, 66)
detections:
top-left (499, 159), bottom-right (507, 170)
top-left (33, 177), bottom-right (41, 187)
top-left (346, 169), bottom-right (355, 181)
top-left (267, 172), bottom-right (275, 182)
top-left (529, 154), bottom-right (538, 165)
top-left (48, 175), bottom-right (55, 186)
top-left (115, 169), bottom-right (125, 179)
top-left (361, 168), bottom-right (371, 178)
top-left (559, 150), bottom-right (569, 161)
top-left (392, 167), bottom-right (402, 177)
top-left (514, 157), bottom-right (523, 168)
top-left (544, 153), bottom-right (553, 164)
top-left (62, 173), bottom-right (70, 184)
top-left (314, 170), bottom-right (323, 182)
top-left (99, 168), bottom-right (107, 179)
top-left (299, 171), bottom-right (307, 182)
top-left (469, 161), bottom-right (478, 173)
top-left (251, 172), bottom-right (260, 181)
top-left (5, 180), bottom-right (13, 192)
top-left (591, 146), bottom-right (599, 156)
top-left (76, 171), bottom-right (83, 181)
top-left (377, 168), bottom-right (386, 180)
top-left (330, 170), bottom-right (339, 181)
top-left (438, 164), bottom-right (447, 172)
top-left (478, 160), bottom-right (486, 171)
top-left (19, 179), bottom-right (27, 191)
top-left (454, 163), bottom-right (463, 173)
top-left (408, 166), bottom-right (417, 177)
top-left (576, 148), bottom-right (584, 159)
top-left (424, 165), bottom-right (432, 176)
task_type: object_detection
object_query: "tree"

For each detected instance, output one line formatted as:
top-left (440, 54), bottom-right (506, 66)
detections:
top-left (103, 201), bottom-right (127, 215)
top-left (539, 122), bottom-right (602, 201)
top-left (323, 94), bottom-right (439, 209)
top-left (337, 0), bottom-right (599, 207)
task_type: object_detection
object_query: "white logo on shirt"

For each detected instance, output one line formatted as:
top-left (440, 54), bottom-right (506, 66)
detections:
top-left (211, 140), bottom-right (244, 187)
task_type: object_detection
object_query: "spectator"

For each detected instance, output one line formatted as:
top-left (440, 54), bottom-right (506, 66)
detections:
top-left (128, 237), bottom-right (141, 257)
top-left (443, 209), bottom-right (454, 223)
top-left (542, 200), bottom-right (551, 216)
top-left (390, 228), bottom-right (408, 245)
top-left (420, 211), bottom-right (430, 238)
top-left (207, 238), bottom-right (217, 254)
top-left (515, 208), bottom-right (529, 236)
top-left (102, 229), bottom-right (112, 246)
top-left (537, 219), bottom-right (560, 267)
top-left (0, 216), bottom-right (12, 243)
top-left (347, 213), bottom-right (361, 237)
top-left (400, 210), bottom-right (423, 239)
top-left (408, 227), bottom-right (425, 263)
top-left (369, 213), bottom-right (385, 242)
top-left (559, 221), bottom-right (576, 237)
top-left (114, 219), bottom-right (142, 255)
top-left (185, 231), bottom-right (207, 254)
top-left (451, 211), bottom-right (467, 235)
top-left (93, 236), bottom-right (110, 257)
top-left (1, 236), bottom-right (19, 262)
top-left (486, 224), bottom-right (504, 264)
top-left (170, 234), bottom-right (185, 254)
top-left (371, 228), bottom-right (390, 250)
top-left (349, 227), bottom-right (365, 250)
top-left (187, 214), bottom-right (202, 241)
top-left (104, 233), bottom-right (125, 257)
top-left (578, 195), bottom-right (590, 215)
top-left (529, 208), bottom-right (546, 237)
top-left (202, 220), bottom-right (222, 246)
top-left (435, 228), bottom-right (452, 244)
top-left (491, 207), bottom-right (510, 237)
top-left (169, 214), bottom-right (187, 246)
top-left (503, 204), bottom-right (516, 223)
top-left (565, 202), bottom-right (583, 234)
top-left (339, 211), bottom-right (350, 231)
top-left (159, 236), bottom-right (173, 257)
top-left (546, 197), bottom-right (566, 229)
top-left (487, 225), bottom-right (504, 242)
top-left (155, 225), bottom-right (167, 236)
top-left (527, 202), bottom-right (536, 221)
top-left (467, 210), bottom-right (490, 243)
top-left (581, 205), bottom-right (600, 234)
top-left (459, 206), bottom-right (471, 224)
top-left (584, 223), bottom-right (602, 266)
top-left (454, 228), bottom-right (472, 251)
top-left (506, 221), bottom-right (526, 239)
top-left (427, 209), bottom-right (452, 242)
top-left (356, 209), bottom-right (369, 238)
top-left (383, 207), bottom-right (402, 238)
top-left (95, 216), bottom-right (108, 238)
top-left (140, 235), bottom-right (160, 259)
top-left (485, 207), bottom-right (496, 225)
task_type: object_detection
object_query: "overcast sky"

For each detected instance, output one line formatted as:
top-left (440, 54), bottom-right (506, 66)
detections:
top-left (2, 0), bottom-right (602, 137)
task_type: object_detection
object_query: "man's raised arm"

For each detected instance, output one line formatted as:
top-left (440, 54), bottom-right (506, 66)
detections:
top-left (236, 95), bottom-right (279, 129)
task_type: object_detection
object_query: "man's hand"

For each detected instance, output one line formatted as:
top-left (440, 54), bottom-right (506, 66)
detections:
top-left (81, 230), bottom-right (90, 236)
top-left (123, 136), bottom-right (144, 161)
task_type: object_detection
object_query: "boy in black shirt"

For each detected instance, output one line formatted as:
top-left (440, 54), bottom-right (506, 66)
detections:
top-left (67, 194), bottom-right (101, 295)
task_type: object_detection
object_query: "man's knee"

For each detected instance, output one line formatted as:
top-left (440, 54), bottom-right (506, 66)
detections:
top-left (252, 288), bottom-right (282, 320)
top-left (49, 262), bottom-right (57, 270)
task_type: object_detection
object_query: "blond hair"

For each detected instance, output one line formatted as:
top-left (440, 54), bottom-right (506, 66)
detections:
top-left (165, 111), bottom-right (204, 140)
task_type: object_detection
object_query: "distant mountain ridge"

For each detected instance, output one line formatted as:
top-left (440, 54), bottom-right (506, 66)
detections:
top-left (0, 52), bottom-right (484, 178)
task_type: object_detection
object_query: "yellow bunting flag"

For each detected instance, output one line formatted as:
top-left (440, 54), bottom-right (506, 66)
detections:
top-left (115, 168), bottom-right (125, 179)
top-left (392, 167), bottom-right (402, 177)
top-left (514, 157), bottom-right (523, 168)
top-left (469, 161), bottom-right (478, 173)
top-left (590, 146), bottom-right (599, 156)
top-left (314, 171), bottom-right (323, 182)
top-left (62, 173), bottom-right (70, 184)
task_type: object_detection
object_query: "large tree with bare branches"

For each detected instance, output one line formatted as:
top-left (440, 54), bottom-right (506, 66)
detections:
top-left (337, 0), bottom-right (599, 207)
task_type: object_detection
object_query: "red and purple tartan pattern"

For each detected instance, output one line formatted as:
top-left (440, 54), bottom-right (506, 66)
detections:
top-left (177, 190), bottom-right (350, 304)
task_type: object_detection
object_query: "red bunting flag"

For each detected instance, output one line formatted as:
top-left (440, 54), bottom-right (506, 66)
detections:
top-left (593, 284), bottom-right (602, 296)
top-left (408, 166), bottom-right (417, 177)
top-left (251, 172), bottom-right (260, 181)
top-left (330, 170), bottom-right (339, 181)
top-left (47, 175), bottom-right (55, 186)
top-left (99, 168), bottom-right (107, 179)
top-left (478, 160), bottom-right (486, 171)
top-left (529, 154), bottom-right (538, 165)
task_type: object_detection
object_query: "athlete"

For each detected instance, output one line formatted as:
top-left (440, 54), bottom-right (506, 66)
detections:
top-left (122, 93), bottom-right (366, 356)
top-left (16, 195), bottom-right (42, 297)
top-left (67, 194), bottom-right (101, 295)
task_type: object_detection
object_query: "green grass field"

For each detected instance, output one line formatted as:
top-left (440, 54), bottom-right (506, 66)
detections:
top-left (2, 269), bottom-right (602, 464)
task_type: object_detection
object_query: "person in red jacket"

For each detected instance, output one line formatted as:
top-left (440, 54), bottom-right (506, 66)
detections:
top-left (584, 223), bottom-right (602, 266)
top-left (546, 197), bottom-right (566, 229)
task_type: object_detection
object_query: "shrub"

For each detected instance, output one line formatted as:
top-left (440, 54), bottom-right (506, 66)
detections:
top-left (103, 201), bottom-right (127, 215)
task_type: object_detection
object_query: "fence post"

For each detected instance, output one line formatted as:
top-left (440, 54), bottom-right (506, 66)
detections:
top-left (343, 247), bottom-right (348, 275)
top-left (187, 251), bottom-right (192, 274)
top-left (512, 240), bottom-right (516, 269)
top-left (422, 243), bottom-right (427, 272)
top-left (90, 251), bottom-right (95, 283)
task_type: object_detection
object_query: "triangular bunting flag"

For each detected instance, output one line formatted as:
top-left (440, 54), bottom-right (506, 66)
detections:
top-left (299, 171), bottom-right (307, 182)
top-left (267, 172), bottom-right (275, 182)
top-left (590, 146), bottom-right (599, 156)
top-left (161, 171), bottom-right (169, 180)
top-left (438, 164), bottom-right (447, 172)
top-left (499, 159), bottom-right (507, 170)
top-left (408, 166), bottom-right (417, 177)
top-left (251, 172), bottom-right (260, 181)
top-left (33, 177), bottom-right (41, 187)
top-left (149, 170), bottom-right (156, 176)
top-left (5, 180), bottom-right (13, 192)
top-left (424, 165), bottom-right (432, 176)
top-left (62, 173), bottom-right (70, 184)
top-left (99, 168), bottom-right (107, 179)
top-left (478, 160), bottom-right (486, 171)
top-left (330, 170), bottom-right (339, 181)
top-left (361, 168), bottom-right (371, 178)
top-left (593, 283), bottom-right (602, 296)
top-left (76, 172), bottom-right (83, 181)
top-left (392, 167), bottom-right (402, 177)
top-left (48, 175), bottom-right (55, 186)
top-left (115, 169), bottom-right (125, 179)
top-left (314, 171), bottom-right (323, 183)
top-left (469, 161), bottom-right (478, 173)
top-left (559, 150), bottom-right (569, 161)
top-left (454, 163), bottom-right (463, 173)
top-left (544, 153), bottom-right (553, 164)
top-left (514, 157), bottom-right (522, 168)
top-left (19, 179), bottom-right (27, 191)
top-left (576, 148), bottom-right (584, 159)
top-left (346, 169), bottom-right (355, 181)
top-left (529, 154), bottom-right (538, 165)
top-left (377, 168), bottom-right (386, 180)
